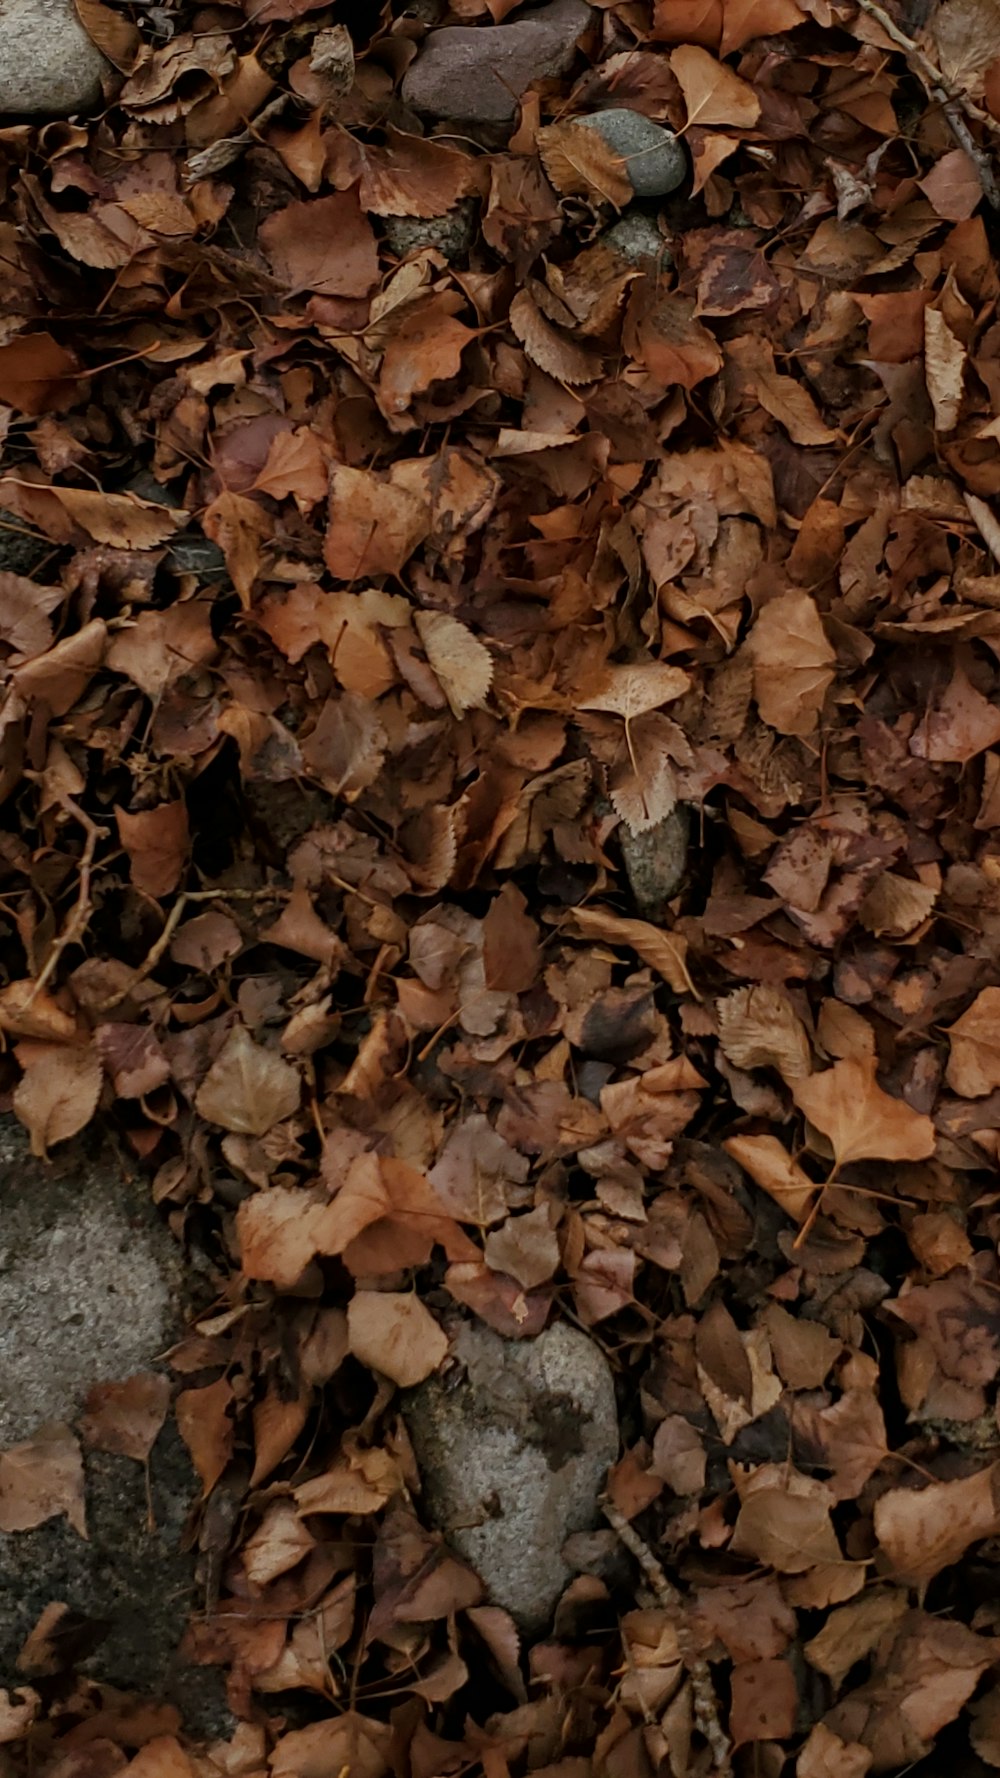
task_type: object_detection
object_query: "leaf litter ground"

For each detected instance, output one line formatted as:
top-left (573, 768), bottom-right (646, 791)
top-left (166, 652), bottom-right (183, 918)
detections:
top-left (4, 0), bottom-right (1000, 1774)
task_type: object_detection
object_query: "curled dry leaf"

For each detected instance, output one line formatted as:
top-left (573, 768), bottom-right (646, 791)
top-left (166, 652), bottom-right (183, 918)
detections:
top-left (536, 121), bottom-right (633, 208)
top-left (509, 289), bottom-right (603, 385)
top-left (670, 43), bottom-right (761, 128)
top-left (116, 800), bottom-right (190, 898)
top-left (724, 1133), bottom-right (816, 1222)
top-left (175, 1377), bottom-right (234, 1497)
top-left (79, 1372), bottom-right (171, 1463)
top-left (717, 984), bottom-right (812, 1082)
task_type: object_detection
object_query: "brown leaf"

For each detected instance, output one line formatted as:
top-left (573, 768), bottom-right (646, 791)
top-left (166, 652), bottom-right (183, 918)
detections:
top-left (874, 1466), bottom-right (1000, 1589)
top-left (0, 334), bottom-right (81, 415)
top-left (13, 1040), bottom-right (103, 1158)
top-left (484, 1204), bottom-right (560, 1289)
top-left (717, 984), bottom-right (812, 1081)
top-left (79, 1373), bottom-right (171, 1463)
top-left (175, 1377), bottom-right (234, 1497)
top-left (509, 289), bottom-right (603, 385)
top-left (50, 487), bottom-right (184, 548)
top-left (723, 1133), bottom-right (815, 1222)
top-left (561, 905), bottom-right (696, 995)
top-left (325, 463), bottom-right (429, 581)
top-left (637, 293), bottom-right (723, 390)
top-left (749, 590), bottom-right (836, 736)
top-left (670, 43), bottom-right (760, 128)
top-left (202, 491), bottom-right (273, 609)
top-left (347, 1290), bottom-right (449, 1386)
top-left (792, 1055), bottom-right (936, 1168)
top-left (0, 1423), bottom-right (85, 1535)
top-left (537, 121), bottom-right (633, 207)
top-left (260, 191), bottom-right (378, 297)
top-left (414, 610), bottom-right (493, 716)
top-left (358, 131), bottom-right (480, 218)
top-left (116, 800), bottom-right (190, 898)
top-left (580, 661), bottom-right (691, 718)
top-left (194, 1024), bottom-right (301, 1136)
top-left (924, 306), bottom-right (965, 432)
top-left (946, 987), bottom-right (1000, 1095)
top-left (732, 1478), bottom-right (842, 1573)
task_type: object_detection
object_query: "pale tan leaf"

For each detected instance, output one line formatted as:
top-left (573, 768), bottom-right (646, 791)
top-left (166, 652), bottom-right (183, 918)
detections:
top-left (0, 1423), bottom-right (85, 1535)
top-left (50, 486), bottom-right (185, 548)
top-left (561, 904), bottom-right (696, 995)
top-left (857, 871), bottom-right (937, 938)
top-left (724, 1132), bottom-right (816, 1222)
top-left (717, 984), bottom-right (812, 1082)
top-left (579, 662), bottom-right (691, 718)
top-left (874, 1466), bottom-right (1000, 1588)
top-left (945, 986), bottom-right (1000, 1095)
top-left (670, 43), bottom-right (761, 128)
top-left (347, 1290), bottom-right (448, 1386)
top-left (13, 1040), bottom-right (103, 1158)
top-left (791, 1055), bottom-right (935, 1167)
top-left (924, 306), bottom-right (965, 433)
top-left (194, 1024), bottom-right (301, 1136)
top-left (749, 589), bottom-right (836, 736)
top-left (414, 610), bottom-right (493, 717)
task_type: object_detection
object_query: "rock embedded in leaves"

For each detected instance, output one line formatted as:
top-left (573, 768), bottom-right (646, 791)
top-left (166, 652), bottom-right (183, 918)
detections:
top-left (0, 1118), bottom-right (224, 1730)
top-left (382, 200), bottom-right (478, 264)
top-left (402, 1319), bottom-right (619, 1631)
top-left (602, 210), bottom-right (673, 268)
top-left (620, 804), bottom-right (690, 914)
top-left (576, 110), bottom-right (687, 198)
top-left (0, 0), bottom-right (109, 116)
top-left (401, 0), bottom-right (593, 125)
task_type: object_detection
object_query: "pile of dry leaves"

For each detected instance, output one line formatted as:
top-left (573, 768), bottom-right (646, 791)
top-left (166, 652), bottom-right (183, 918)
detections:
top-left (3, 0), bottom-right (1000, 1771)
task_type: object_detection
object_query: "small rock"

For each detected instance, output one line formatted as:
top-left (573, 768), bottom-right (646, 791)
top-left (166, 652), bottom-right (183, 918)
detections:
top-left (0, 1120), bottom-right (224, 1729)
top-left (577, 109), bottom-right (687, 198)
top-left (620, 804), bottom-right (690, 913)
top-left (402, 1320), bottom-right (619, 1632)
top-left (602, 210), bottom-right (673, 268)
top-left (401, 0), bottom-right (592, 125)
top-left (382, 198), bottom-right (478, 264)
top-left (0, 0), bottom-right (109, 116)
top-left (0, 508), bottom-right (52, 579)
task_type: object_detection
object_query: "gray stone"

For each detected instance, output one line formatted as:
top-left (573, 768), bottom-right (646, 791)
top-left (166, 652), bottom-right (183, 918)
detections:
top-left (0, 0), bottom-right (109, 117)
top-left (0, 1120), bottom-right (222, 1728)
top-left (401, 0), bottom-right (592, 125)
top-left (620, 804), bottom-right (690, 913)
top-left (0, 509), bottom-right (52, 580)
top-left (402, 1320), bottom-right (619, 1632)
top-left (383, 199), bottom-right (478, 264)
top-left (602, 210), bottom-right (673, 268)
top-left (577, 109), bottom-right (686, 198)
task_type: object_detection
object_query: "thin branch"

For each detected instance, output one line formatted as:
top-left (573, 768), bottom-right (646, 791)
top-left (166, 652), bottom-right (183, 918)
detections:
top-left (26, 796), bottom-right (108, 1005)
top-left (855, 0), bottom-right (1000, 207)
top-left (602, 1498), bottom-right (732, 1776)
top-left (95, 886), bottom-right (282, 1012)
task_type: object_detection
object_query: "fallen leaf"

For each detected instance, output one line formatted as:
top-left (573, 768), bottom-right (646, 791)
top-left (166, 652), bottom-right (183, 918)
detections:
top-left (194, 1025), bottom-right (301, 1135)
top-left (792, 1055), bottom-right (936, 1167)
top-left (749, 590), bottom-right (836, 736)
top-left (946, 986), bottom-right (1000, 1095)
top-left (347, 1291), bottom-right (449, 1386)
top-left (671, 43), bottom-right (761, 128)
top-left (874, 1466), bottom-right (1000, 1589)
top-left (116, 800), bottom-right (190, 898)
top-left (0, 1423), bottom-right (85, 1535)
top-left (175, 1377), bottom-right (234, 1497)
top-left (79, 1373), bottom-right (171, 1463)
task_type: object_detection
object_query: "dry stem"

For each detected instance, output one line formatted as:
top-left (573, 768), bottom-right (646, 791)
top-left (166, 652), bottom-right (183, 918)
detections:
top-left (27, 796), bottom-right (108, 1006)
top-left (855, 0), bottom-right (1000, 206)
top-left (602, 1499), bottom-right (732, 1775)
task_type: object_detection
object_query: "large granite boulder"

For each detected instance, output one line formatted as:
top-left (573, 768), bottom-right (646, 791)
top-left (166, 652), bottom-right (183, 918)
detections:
top-left (0, 0), bottom-right (109, 117)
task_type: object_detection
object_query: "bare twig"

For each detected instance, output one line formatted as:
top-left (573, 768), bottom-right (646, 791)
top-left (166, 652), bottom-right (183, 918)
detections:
top-left (855, 0), bottom-right (1000, 207)
top-left (602, 1499), bottom-right (732, 1776)
top-left (95, 886), bottom-right (283, 1012)
top-left (27, 796), bottom-right (108, 1005)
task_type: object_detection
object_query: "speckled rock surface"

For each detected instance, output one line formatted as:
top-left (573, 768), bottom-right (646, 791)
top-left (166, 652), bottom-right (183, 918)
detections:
top-left (403, 1320), bottom-right (619, 1631)
top-left (620, 805), bottom-right (690, 913)
top-left (383, 200), bottom-right (478, 263)
top-left (402, 0), bottom-right (592, 124)
top-left (0, 0), bottom-right (109, 116)
top-left (577, 109), bottom-right (687, 197)
top-left (0, 1120), bottom-right (224, 1730)
top-left (602, 210), bottom-right (673, 268)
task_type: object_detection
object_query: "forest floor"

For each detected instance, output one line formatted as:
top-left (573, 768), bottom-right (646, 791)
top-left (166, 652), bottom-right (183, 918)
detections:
top-left (3, 1), bottom-right (1000, 1776)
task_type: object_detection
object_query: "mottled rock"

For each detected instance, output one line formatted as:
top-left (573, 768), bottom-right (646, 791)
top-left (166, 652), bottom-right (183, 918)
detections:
top-left (577, 109), bottom-right (686, 198)
top-left (0, 0), bottom-right (109, 116)
top-left (0, 1120), bottom-right (223, 1729)
top-left (403, 1320), bottom-right (619, 1631)
top-left (383, 199), bottom-right (478, 264)
top-left (0, 509), bottom-right (52, 579)
top-left (602, 210), bottom-right (673, 268)
top-left (620, 805), bottom-right (690, 913)
top-left (401, 0), bottom-right (592, 125)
